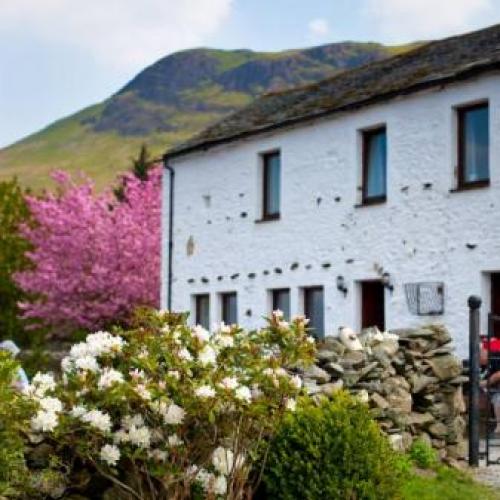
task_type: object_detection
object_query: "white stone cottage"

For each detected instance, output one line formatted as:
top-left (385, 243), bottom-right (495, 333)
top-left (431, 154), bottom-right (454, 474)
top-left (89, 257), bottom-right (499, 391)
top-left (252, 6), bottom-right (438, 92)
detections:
top-left (161, 24), bottom-right (500, 358)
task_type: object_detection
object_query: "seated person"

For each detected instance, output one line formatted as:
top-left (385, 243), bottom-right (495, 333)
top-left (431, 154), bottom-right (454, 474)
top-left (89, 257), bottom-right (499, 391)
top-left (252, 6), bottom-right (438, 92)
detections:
top-left (480, 339), bottom-right (500, 436)
top-left (0, 340), bottom-right (29, 390)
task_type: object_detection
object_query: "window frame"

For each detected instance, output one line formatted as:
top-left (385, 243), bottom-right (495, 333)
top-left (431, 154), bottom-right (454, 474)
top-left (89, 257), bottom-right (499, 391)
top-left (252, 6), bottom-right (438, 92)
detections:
top-left (221, 292), bottom-right (238, 325)
top-left (194, 293), bottom-right (210, 330)
top-left (303, 286), bottom-right (325, 340)
top-left (271, 288), bottom-right (291, 319)
top-left (261, 150), bottom-right (281, 221)
top-left (456, 101), bottom-right (490, 190)
top-left (361, 126), bottom-right (387, 205)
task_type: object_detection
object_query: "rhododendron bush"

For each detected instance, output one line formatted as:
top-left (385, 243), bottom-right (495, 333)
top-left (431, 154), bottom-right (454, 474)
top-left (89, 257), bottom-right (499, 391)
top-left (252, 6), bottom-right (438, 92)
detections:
top-left (24, 310), bottom-right (315, 499)
top-left (15, 169), bottom-right (161, 336)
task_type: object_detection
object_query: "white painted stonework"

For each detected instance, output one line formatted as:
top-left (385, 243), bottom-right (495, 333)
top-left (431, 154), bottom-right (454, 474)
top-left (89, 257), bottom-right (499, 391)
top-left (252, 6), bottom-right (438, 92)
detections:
top-left (161, 73), bottom-right (500, 358)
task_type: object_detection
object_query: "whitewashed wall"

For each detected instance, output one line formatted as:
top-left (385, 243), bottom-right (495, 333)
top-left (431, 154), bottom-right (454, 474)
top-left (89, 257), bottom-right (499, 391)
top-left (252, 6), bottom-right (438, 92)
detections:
top-left (161, 73), bottom-right (500, 358)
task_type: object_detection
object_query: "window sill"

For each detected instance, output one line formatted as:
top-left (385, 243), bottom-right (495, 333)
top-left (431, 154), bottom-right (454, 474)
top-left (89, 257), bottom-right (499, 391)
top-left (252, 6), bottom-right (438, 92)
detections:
top-left (255, 214), bottom-right (280, 223)
top-left (354, 197), bottom-right (387, 208)
top-left (450, 180), bottom-right (490, 193)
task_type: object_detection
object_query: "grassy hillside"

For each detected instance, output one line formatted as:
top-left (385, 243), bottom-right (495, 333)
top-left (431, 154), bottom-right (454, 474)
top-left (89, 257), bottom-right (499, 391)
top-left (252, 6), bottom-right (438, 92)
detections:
top-left (0, 42), bottom-right (419, 190)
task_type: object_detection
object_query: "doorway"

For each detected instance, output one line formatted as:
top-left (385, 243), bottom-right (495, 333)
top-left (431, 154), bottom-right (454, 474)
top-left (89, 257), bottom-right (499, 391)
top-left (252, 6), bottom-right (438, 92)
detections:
top-left (361, 281), bottom-right (385, 331)
top-left (491, 273), bottom-right (500, 337)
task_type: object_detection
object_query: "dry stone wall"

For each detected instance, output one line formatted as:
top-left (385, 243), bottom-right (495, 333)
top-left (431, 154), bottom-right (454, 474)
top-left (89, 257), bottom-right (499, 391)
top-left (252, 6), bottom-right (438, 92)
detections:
top-left (302, 324), bottom-right (467, 462)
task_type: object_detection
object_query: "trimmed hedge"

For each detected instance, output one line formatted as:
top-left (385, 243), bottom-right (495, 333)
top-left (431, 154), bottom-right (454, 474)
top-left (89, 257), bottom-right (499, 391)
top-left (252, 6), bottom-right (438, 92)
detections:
top-left (262, 392), bottom-right (405, 500)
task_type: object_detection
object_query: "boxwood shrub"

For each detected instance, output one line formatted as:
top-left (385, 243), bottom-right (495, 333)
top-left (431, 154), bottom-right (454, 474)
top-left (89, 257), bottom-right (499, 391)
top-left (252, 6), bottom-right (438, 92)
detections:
top-left (261, 392), bottom-right (406, 500)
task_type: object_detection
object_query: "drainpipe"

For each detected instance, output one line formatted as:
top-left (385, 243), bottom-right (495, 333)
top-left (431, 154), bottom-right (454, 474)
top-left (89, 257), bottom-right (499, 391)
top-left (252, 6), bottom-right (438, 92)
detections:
top-left (162, 156), bottom-right (175, 310)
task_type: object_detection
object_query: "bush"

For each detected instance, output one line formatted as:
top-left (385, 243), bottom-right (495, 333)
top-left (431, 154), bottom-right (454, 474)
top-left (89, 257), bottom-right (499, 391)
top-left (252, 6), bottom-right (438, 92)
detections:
top-left (0, 351), bottom-right (35, 497)
top-left (21, 309), bottom-right (315, 499)
top-left (262, 393), bottom-right (405, 500)
top-left (409, 438), bottom-right (438, 469)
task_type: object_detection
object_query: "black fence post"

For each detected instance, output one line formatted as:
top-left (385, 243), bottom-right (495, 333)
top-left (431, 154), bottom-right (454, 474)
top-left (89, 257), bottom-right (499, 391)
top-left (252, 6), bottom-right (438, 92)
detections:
top-left (468, 295), bottom-right (481, 467)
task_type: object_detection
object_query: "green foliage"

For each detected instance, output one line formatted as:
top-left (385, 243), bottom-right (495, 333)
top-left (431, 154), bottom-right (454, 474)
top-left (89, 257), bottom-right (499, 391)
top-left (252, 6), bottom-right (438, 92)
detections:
top-left (0, 351), bottom-right (35, 497)
top-left (131, 144), bottom-right (154, 181)
top-left (409, 439), bottom-right (439, 469)
top-left (0, 178), bottom-right (35, 346)
top-left (262, 392), bottom-right (405, 500)
top-left (402, 466), bottom-right (500, 500)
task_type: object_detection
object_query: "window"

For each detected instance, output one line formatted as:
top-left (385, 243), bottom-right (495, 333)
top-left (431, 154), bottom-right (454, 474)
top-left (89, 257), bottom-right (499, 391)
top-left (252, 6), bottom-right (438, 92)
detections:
top-left (304, 287), bottom-right (324, 339)
top-left (262, 151), bottom-right (281, 219)
top-left (457, 103), bottom-right (489, 188)
top-left (194, 294), bottom-right (210, 330)
top-left (221, 292), bottom-right (237, 325)
top-left (271, 288), bottom-right (290, 320)
top-left (362, 127), bottom-right (387, 204)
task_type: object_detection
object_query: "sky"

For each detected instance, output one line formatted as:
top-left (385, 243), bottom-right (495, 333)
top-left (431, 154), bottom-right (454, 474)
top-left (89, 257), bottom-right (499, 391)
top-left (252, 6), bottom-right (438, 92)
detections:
top-left (1, 0), bottom-right (500, 148)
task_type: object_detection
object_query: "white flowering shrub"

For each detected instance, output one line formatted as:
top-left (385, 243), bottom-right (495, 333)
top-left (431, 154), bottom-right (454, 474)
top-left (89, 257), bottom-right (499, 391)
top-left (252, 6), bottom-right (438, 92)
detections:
top-left (23, 309), bottom-right (315, 499)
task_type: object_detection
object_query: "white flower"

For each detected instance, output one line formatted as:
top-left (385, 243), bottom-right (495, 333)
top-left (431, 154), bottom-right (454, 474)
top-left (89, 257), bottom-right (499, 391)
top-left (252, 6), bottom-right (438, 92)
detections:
top-left (178, 348), bottom-right (193, 362)
top-left (167, 370), bottom-right (180, 379)
top-left (70, 405), bottom-right (87, 418)
top-left (122, 414), bottom-right (144, 430)
top-left (214, 475), bottom-right (227, 495)
top-left (160, 324), bottom-right (170, 334)
top-left (273, 309), bottom-right (284, 319)
top-left (129, 368), bottom-right (145, 380)
top-left (100, 444), bottom-right (120, 466)
top-left (195, 385), bottom-right (215, 398)
top-left (192, 325), bottom-right (210, 343)
top-left (39, 397), bottom-right (63, 413)
top-left (135, 384), bottom-right (151, 401)
top-left (278, 320), bottom-right (290, 329)
top-left (69, 342), bottom-right (89, 359)
top-left (61, 357), bottom-right (73, 373)
top-left (113, 429), bottom-right (129, 444)
top-left (212, 447), bottom-right (234, 475)
top-left (305, 335), bottom-right (315, 344)
top-left (275, 367), bottom-right (287, 377)
top-left (290, 375), bottom-right (303, 390)
top-left (82, 409), bottom-right (112, 433)
top-left (128, 425), bottom-right (151, 448)
top-left (31, 410), bottom-right (58, 432)
top-left (217, 335), bottom-right (234, 348)
top-left (148, 449), bottom-right (167, 462)
top-left (75, 355), bottom-right (100, 373)
top-left (198, 345), bottom-right (217, 366)
top-left (168, 434), bottom-right (183, 447)
top-left (85, 331), bottom-right (125, 357)
top-left (196, 469), bottom-right (214, 492)
top-left (163, 403), bottom-right (186, 425)
top-left (32, 372), bottom-right (56, 394)
top-left (285, 399), bottom-right (297, 412)
top-left (98, 368), bottom-right (124, 389)
top-left (218, 322), bottom-right (231, 334)
top-left (235, 385), bottom-right (252, 403)
top-left (218, 376), bottom-right (238, 390)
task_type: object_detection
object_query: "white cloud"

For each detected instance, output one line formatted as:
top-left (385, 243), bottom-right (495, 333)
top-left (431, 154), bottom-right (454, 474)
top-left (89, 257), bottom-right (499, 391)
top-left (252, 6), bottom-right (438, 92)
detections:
top-left (308, 18), bottom-right (330, 38)
top-left (364, 0), bottom-right (495, 42)
top-left (0, 0), bottom-right (233, 69)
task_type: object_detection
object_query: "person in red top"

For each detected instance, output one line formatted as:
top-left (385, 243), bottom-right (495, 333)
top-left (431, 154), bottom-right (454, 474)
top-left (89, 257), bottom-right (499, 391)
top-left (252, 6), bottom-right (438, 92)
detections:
top-left (480, 338), bottom-right (500, 436)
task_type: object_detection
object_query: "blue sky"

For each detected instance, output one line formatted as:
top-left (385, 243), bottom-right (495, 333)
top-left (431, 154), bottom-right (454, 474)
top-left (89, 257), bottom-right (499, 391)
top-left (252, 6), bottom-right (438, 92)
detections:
top-left (1, 0), bottom-right (500, 147)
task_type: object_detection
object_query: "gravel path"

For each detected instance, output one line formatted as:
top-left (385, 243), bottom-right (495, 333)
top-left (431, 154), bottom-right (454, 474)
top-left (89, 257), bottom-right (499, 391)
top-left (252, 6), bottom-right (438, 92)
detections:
top-left (471, 439), bottom-right (500, 489)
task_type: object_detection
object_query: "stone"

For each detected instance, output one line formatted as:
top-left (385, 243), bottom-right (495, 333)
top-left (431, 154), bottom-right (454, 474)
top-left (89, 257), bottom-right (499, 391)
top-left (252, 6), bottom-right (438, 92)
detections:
top-left (340, 350), bottom-right (366, 368)
top-left (425, 355), bottom-right (462, 380)
top-left (322, 337), bottom-right (346, 355)
top-left (324, 362), bottom-right (344, 376)
top-left (428, 422), bottom-right (448, 438)
top-left (316, 349), bottom-right (339, 362)
top-left (446, 440), bottom-right (467, 459)
top-left (407, 412), bottom-right (435, 426)
top-left (304, 380), bottom-right (322, 395)
top-left (410, 373), bottom-right (439, 393)
top-left (371, 392), bottom-right (390, 409)
top-left (320, 380), bottom-right (344, 396)
top-left (27, 443), bottom-right (56, 469)
top-left (389, 434), bottom-right (405, 451)
top-left (303, 365), bottom-right (330, 383)
top-left (386, 389), bottom-right (412, 414)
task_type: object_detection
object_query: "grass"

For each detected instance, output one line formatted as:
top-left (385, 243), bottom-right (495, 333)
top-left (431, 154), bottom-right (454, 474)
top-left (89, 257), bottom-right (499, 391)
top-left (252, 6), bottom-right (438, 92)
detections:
top-left (402, 466), bottom-right (500, 500)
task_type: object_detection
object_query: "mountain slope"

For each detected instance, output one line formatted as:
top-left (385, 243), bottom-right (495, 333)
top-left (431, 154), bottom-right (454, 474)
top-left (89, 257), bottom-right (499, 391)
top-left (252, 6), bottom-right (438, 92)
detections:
top-left (0, 42), bottom-right (418, 189)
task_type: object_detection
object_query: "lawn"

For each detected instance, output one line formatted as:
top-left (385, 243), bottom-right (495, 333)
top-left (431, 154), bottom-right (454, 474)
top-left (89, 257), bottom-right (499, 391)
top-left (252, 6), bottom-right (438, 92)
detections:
top-left (402, 467), bottom-right (500, 500)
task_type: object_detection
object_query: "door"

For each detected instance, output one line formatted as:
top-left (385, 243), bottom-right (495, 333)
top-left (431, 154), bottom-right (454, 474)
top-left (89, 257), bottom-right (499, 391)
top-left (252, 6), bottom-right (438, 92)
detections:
top-left (361, 281), bottom-right (385, 331)
top-left (491, 273), bottom-right (500, 337)
top-left (304, 287), bottom-right (324, 339)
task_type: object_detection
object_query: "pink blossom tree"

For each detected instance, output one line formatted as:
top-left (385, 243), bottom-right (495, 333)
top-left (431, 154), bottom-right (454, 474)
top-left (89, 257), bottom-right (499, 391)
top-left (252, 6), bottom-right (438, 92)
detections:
top-left (15, 167), bottom-right (161, 337)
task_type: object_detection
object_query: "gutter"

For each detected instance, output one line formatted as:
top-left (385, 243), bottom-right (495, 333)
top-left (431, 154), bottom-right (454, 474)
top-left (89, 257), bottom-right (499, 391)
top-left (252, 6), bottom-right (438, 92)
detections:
top-left (162, 156), bottom-right (175, 310)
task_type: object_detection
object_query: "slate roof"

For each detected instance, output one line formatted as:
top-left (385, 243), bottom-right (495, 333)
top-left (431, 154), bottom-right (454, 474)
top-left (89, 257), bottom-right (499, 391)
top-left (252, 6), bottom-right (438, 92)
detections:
top-left (165, 23), bottom-right (500, 160)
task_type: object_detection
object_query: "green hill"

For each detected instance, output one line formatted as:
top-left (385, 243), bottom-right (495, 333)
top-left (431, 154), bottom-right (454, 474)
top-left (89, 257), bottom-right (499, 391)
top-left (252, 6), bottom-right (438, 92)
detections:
top-left (0, 42), bottom-right (418, 189)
